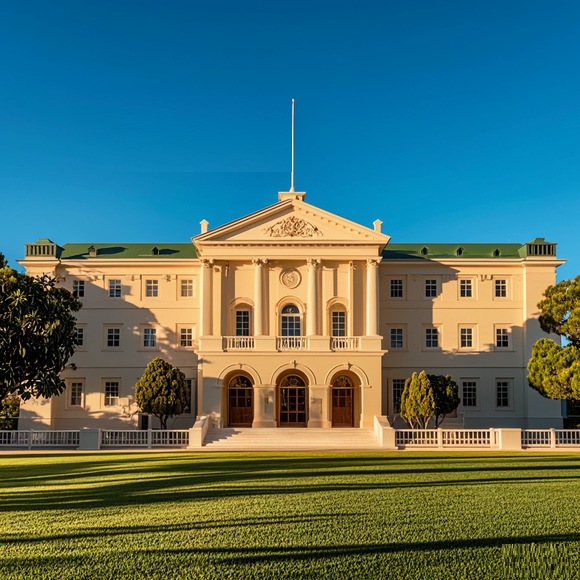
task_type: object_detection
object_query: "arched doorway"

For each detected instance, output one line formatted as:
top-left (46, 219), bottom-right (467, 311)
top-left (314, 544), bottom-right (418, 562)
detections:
top-left (228, 375), bottom-right (253, 427)
top-left (331, 374), bottom-right (355, 427)
top-left (279, 374), bottom-right (308, 427)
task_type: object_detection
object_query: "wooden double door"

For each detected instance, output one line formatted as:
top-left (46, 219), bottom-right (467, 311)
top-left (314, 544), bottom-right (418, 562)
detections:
top-left (228, 376), bottom-right (253, 427)
top-left (279, 375), bottom-right (307, 427)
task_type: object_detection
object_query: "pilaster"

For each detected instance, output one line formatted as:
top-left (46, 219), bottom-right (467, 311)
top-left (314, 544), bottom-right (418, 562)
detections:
top-left (308, 385), bottom-right (331, 428)
top-left (252, 384), bottom-right (277, 428)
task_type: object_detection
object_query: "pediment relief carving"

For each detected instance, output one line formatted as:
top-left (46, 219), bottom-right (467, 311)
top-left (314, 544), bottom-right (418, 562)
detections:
top-left (262, 216), bottom-right (323, 238)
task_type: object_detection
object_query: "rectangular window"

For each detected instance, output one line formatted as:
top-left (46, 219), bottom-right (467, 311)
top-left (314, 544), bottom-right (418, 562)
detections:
top-left (390, 279), bottom-right (403, 298)
top-left (462, 381), bottom-right (477, 407)
top-left (73, 280), bottom-right (84, 298)
top-left (393, 379), bottom-right (405, 413)
top-left (75, 327), bottom-right (84, 347)
top-left (281, 316), bottom-right (301, 337)
top-left (181, 279), bottom-right (194, 297)
top-left (426, 328), bottom-right (439, 348)
top-left (496, 328), bottom-right (509, 348)
top-left (143, 328), bottom-right (157, 347)
top-left (180, 327), bottom-right (193, 347)
top-left (460, 279), bottom-right (472, 298)
top-left (108, 279), bottom-right (121, 298)
top-left (107, 328), bottom-right (120, 348)
top-left (425, 279), bottom-right (437, 298)
top-left (104, 381), bottom-right (119, 406)
top-left (496, 381), bottom-right (509, 407)
top-left (390, 328), bottom-right (403, 349)
top-left (70, 382), bottom-right (83, 407)
top-left (460, 328), bottom-right (473, 348)
top-left (332, 311), bottom-right (346, 337)
top-left (146, 279), bottom-right (159, 298)
top-left (495, 279), bottom-right (507, 298)
top-left (236, 311), bottom-right (250, 336)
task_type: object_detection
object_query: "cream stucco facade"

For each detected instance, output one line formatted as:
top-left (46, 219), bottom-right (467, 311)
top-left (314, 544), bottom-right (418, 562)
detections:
top-left (18, 190), bottom-right (565, 431)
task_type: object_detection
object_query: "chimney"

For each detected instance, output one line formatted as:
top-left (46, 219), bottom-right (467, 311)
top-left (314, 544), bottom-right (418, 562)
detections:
top-left (373, 220), bottom-right (383, 233)
top-left (200, 219), bottom-right (209, 234)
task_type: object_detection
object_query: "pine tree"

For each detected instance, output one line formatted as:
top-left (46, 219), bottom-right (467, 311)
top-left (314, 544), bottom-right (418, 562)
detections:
top-left (400, 371), bottom-right (436, 429)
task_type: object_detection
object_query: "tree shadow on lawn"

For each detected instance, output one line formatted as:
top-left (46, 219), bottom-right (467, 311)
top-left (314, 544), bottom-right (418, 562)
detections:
top-left (2, 532), bottom-right (580, 570)
top-left (2, 462), bottom-right (580, 513)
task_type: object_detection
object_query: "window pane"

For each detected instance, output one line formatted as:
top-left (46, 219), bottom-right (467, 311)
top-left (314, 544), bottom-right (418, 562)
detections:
top-left (462, 381), bottom-right (477, 407)
top-left (181, 280), bottom-right (194, 297)
top-left (393, 379), bottom-right (405, 413)
top-left (391, 279), bottom-right (403, 298)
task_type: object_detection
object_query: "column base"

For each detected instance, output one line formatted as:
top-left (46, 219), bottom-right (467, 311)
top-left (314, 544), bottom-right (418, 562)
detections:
top-left (252, 420), bottom-right (277, 428)
top-left (308, 420), bottom-right (331, 428)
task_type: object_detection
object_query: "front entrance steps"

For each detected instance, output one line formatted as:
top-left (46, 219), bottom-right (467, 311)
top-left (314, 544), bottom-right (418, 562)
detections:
top-left (203, 427), bottom-right (381, 450)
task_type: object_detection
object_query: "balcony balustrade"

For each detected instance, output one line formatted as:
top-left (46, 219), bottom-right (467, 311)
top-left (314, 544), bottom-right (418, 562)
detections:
top-left (223, 336), bottom-right (255, 350)
top-left (331, 337), bottom-right (360, 351)
top-left (276, 336), bottom-right (308, 351)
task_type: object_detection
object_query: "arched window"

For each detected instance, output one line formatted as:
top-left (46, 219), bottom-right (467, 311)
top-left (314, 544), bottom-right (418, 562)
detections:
top-left (281, 304), bottom-right (301, 336)
top-left (332, 375), bottom-right (353, 389)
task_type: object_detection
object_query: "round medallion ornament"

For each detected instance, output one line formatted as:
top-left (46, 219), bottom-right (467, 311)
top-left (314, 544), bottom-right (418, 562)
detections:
top-left (280, 268), bottom-right (301, 289)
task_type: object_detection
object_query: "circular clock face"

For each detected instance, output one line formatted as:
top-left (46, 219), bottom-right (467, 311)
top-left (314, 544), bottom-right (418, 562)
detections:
top-left (280, 268), bottom-right (301, 289)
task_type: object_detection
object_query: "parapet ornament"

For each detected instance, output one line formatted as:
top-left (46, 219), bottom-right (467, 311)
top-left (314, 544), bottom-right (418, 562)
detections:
top-left (262, 216), bottom-right (323, 238)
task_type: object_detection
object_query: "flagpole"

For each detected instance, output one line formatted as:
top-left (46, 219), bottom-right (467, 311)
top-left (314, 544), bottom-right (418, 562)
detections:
top-left (290, 98), bottom-right (295, 192)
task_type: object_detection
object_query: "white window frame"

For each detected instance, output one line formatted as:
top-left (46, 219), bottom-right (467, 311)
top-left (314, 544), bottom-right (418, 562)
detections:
top-left (74, 324), bottom-right (86, 351)
top-left (461, 379), bottom-right (479, 410)
top-left (103, 325), bottom-right (123, 351)
top-left (140, 326), bottom-right (160, 350)
top-left (458, 325), bottom-right (477, 351)
top-left (492, 277), bottom-right (511, 301)
top-left (388, 326), bottom-right (406, 350)
top-left (180, 279), bottom-right (195, 298)
top-left (392, 379), bottom-right (406, 414)
top-left (280, 304), bottom-right (302, 337)
top-left (495, 379), bottom-right (513, 410)
top-left (331, 309), bottom-right (347, 338)
top-left (423, 325), bottom-right (442, 351)
top-left (424, 278), bottom-right (438, 299)
top-left (107, 279), bottom-right (122, 299)
top-left (66, 380), bottom-right (85, 409)
top-left (494, 325), bottom-right (512, 350)
top-left (103, 379), bottom-right (120, 407)
top-left (178, 325), bottom-right (195, 349)
top-left (390, 278), bottom-right (404, 299)
top-left (72, 280), bottom-right (85, 298)
top-left (234, 307), bottom-right (252, 337)
top-left (145, 279), bottom-right (159, 298)
top-left (458, 277), bottom-right (476, 300)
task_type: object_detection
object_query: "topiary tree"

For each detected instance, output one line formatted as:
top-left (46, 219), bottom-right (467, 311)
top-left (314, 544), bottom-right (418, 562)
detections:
top-left (428, 374), bottom-right (460, 428)
top-left (0, 252), bottom-right (82, 401)
top-left (528, 275), bottom-right (580, 401)
top-left (135, 358), bottom-right (189, 429)
top-left (0, 394), bottom-right (20, 430)
top-left (400, 371), bottom-right (436, 429)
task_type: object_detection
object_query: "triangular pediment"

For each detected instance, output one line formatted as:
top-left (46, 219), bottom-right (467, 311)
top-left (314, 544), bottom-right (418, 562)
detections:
top-left (193, 199), bottom-right (390, 252)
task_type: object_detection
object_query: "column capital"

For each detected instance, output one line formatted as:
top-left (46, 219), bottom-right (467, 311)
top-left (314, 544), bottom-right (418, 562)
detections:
top-left (366, 257), bottom-right (382, 268)
top-left (252, 258), bottom-right (268, 266)
top-left (200, 258), bottom-right (215, 268)
top-left (307, 258), bottom-right (321, 268)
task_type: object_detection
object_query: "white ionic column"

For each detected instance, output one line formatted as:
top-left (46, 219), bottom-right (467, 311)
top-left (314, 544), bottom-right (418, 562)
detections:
top-left (252, 258), bottom-right (265, 336)
top-left (199, 259), bottom-right (213, 336)
top-left (306, 258), bottom-right (320, 336)
top-left (366, 258), bottom-right (380, 336)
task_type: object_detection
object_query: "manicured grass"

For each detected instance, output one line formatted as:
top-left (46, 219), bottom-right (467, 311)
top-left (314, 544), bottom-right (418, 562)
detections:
top-left (1, 452), bottom-right (580, 579)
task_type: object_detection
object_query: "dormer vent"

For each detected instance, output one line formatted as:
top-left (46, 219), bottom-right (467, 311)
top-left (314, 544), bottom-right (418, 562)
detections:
top-left (152, 246), bottom-right (160, 256)
top-left (493, 249), bottom-right (501, 257)
top-left (88, 245), bottom-right (97, 257)
top-left (25, 239), bottom-right (58, 258)
top-left (420, 246), bottom-right (429, 256)
top-left (456, 247), bottom-right (465, 256)
top-left (525, 238), bottom-right (556, 257)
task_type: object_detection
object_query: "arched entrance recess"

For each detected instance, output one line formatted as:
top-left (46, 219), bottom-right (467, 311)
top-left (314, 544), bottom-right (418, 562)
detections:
top-left (329, 372), bottom-right (360, 428)
top-left (227, 374), bottom-right (253, 427)
top-left (278, 371), bottom-right (308, 427)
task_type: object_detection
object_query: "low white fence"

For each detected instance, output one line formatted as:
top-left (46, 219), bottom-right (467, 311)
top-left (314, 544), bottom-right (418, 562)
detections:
top-left (0, 430), bottom-right (79, 449)
top-left (522, 429), bottom-right (580, 448)
top-left (101, 429), bottom-right (189, 448)
top-left (395, 429), bottom-right (492, 448)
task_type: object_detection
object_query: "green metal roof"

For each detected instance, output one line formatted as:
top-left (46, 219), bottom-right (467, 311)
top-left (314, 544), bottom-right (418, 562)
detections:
top-left (382, 243), bottom-right (524, 260)
top-left (60, 243), bottom-right (198, 260)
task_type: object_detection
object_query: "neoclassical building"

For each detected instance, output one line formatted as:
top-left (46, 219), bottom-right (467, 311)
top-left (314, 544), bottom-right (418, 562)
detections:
top-left (18, 188), bottom-right (565, 431)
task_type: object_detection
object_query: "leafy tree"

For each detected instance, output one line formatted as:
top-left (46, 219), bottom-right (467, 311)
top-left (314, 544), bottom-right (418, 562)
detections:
top-left (528, 275), bottom-right (580, 401)
top-left (0, 252), bottom-right (81, 401)
top-left (135, 358), bottom-right (189, 429)
top-left (428, 374), bottom-right (460, 428)
top-left (400, 371), bottom-right (436, 429)
top-left (0, 394), bottom-right (20, 430)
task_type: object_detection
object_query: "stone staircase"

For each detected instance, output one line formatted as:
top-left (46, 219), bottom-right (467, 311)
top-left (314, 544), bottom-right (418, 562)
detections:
top-left (202, 427), bottom-right (381, 450)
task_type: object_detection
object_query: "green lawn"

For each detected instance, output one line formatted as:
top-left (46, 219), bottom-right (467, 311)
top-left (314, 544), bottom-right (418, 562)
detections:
top-left (1, 452), bottom-right (580, 579)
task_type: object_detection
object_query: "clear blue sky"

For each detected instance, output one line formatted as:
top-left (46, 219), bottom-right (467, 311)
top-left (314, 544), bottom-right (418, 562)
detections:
top-left (1, 1), bottom-right (579, 279)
